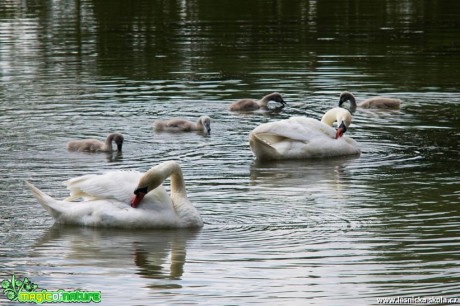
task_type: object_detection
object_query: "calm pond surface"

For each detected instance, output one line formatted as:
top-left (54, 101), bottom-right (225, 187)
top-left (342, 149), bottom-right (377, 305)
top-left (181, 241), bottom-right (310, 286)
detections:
top-left (1, 0), bottom-right (459, 304)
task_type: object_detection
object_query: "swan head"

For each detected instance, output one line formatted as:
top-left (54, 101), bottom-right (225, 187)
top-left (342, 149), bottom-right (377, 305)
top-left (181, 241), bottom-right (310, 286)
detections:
top-left (131, 169), bottom-right (163, 208)
top-left (199, 116), bottom-right (211, 135)
top-left (321, 107), bottom-right (352, 139)
top-left (131, 186), bottom-right (148, 208)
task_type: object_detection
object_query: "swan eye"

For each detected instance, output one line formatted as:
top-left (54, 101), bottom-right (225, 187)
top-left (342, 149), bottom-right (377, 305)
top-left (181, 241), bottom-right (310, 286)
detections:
top-left (134, 186), bottom-right (148, 195)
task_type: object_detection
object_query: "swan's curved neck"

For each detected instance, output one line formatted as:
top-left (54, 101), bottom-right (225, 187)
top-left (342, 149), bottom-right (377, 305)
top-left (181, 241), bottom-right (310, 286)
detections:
top-left (132, 161), bottom-right (187, 208)
top-left (149, 161), bottom-right (187, 198)
top-left (169, 163), bottom-right (187, 199)
top-left (158, 162), bottom-right (192, 218)
top-left (136, 161), bottom-right (202, 226)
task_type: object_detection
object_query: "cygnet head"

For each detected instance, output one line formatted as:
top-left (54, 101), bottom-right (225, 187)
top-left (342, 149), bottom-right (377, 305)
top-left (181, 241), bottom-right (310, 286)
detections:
top-left (338, 91), bottom-right (357, 107)
top-left (339, 91), bottom-right (356, 106)
top-left (113, 133), bottom-right (124, 152)
top-left (264, 92), bottom-right (286, 107)
top-left (200, 116), bottom-right (211, 134)
top-left (337, 92), bottom-right (357, 114)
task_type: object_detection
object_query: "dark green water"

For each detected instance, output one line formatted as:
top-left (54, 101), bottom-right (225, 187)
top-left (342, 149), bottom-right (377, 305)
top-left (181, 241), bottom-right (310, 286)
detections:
top-left (1, 0), bottom-right (459, 304)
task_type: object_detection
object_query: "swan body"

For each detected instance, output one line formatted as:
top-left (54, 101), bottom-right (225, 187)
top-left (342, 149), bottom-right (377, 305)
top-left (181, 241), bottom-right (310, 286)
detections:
top-left (66, 133), bottom-right (124, 153)
top-left (229, 92), bottom-right (286, 111)
top-left (154, 116), bottom-right (211, 134)
top-left (26, 161), bottom-right (203, 229)
top-left (339, 91), bottom-right (401, 110)
top-left (249, 108), bottom-right (360, 160)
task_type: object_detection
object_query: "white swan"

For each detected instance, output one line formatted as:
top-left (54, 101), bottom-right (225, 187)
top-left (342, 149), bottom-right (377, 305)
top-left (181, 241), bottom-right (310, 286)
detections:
top-left (26, 161), bottom-right (203, 229)
top-left (249, 108), bottom-right (360, 160)
top-left (339, 91), bottom-right (401, 110)
top-left (229, 92), bottom-right (286, 111)
top-left (154, 116), bottom-right (211, 134)
top-left (66, 133), bottom-right (124, 153)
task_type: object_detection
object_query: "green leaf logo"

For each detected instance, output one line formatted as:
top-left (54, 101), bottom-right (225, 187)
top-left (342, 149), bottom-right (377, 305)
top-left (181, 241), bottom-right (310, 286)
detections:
top-left (1, 274), bottom-right (39, 301)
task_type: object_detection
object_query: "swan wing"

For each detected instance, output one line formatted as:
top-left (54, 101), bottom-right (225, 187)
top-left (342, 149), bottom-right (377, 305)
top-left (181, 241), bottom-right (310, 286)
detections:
top-left (251, 116), bottom-right (336, 142)
top-left (64, 170), bottom-right (142, 204)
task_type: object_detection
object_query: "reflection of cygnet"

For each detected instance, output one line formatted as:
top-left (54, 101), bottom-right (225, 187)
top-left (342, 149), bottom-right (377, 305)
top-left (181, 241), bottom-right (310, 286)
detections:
top-left (66, 133), bottom-right (124, 153)
top-left (154, 116), bottom-right (211, 134)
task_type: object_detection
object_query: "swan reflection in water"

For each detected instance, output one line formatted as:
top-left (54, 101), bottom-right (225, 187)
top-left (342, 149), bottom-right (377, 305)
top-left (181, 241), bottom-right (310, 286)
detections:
top-left (248, 156), bottom-right (367, 230)
top-left (249, 156), bottom-right (359, 193)
top-left (32, 225), bottom-right (200, 281)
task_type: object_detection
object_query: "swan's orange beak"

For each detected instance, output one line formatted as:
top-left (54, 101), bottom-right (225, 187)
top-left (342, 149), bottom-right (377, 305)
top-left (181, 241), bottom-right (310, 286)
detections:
top-left (131, 193), bottom-right (145, 208)
top-left (336, 127), bottom-right (344, 139)
top-left (131, 186), bottom-right (148, 208)
top-left (336, 121), bottom-right (347, 139)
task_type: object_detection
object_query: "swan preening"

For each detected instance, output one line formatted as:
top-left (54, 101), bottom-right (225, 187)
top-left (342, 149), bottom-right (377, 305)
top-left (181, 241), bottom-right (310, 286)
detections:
top-left (229, 92), bottom-right (286, 111)
top-left (339, 91), bottom-right (401, 110)
top-left (320, 107), bottom-right (352, 139)
top-left (249, 108), bottom-right (360, 160)
top-left (67, 133), bottom-right (124, 153)
top-left (154, 115), bottom-right (211, 134)
top-left (26, 161), bottom-right (203, 229)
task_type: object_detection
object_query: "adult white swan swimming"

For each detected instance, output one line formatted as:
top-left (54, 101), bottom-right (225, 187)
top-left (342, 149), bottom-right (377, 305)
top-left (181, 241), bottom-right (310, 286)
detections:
top-left (26, 161), bottom-right (203, 229)
top-left (249, 108), bottom-right (360, 160)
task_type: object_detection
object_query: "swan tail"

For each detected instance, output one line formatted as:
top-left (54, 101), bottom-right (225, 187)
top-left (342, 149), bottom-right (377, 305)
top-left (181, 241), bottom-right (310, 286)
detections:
top-left (26, 181), bottom-right (63, 219)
